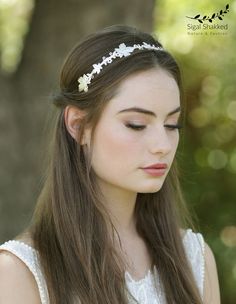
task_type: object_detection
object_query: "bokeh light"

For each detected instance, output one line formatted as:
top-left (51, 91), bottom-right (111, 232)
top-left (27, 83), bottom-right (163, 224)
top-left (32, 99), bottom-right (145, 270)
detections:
top-left (201, 75), bottom-right (221, 97)
top-left (207, 149), bottom-right (228, 169)
top-left (220, 226), bottom-right (236, 247)
top-left (0, 0), bottom-right (34, 72)
top-left (226, 101), bottom-right (236, 121)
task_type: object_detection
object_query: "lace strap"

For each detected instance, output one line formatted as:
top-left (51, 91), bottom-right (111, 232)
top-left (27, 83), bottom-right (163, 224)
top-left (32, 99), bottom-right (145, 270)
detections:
top-left (183, 229), bottom-right (205, 298)
top-left (0, 240), bottom-right (49, 304)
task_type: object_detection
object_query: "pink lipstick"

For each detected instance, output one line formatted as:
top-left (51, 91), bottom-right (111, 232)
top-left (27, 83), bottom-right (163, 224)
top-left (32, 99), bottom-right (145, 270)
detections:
top-left (141, 163), bottom-right (167, 177)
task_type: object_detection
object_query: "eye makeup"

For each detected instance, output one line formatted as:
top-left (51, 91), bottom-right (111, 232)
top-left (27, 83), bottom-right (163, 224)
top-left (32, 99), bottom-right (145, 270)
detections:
top-left (124, 122), bottom-right (183, 131)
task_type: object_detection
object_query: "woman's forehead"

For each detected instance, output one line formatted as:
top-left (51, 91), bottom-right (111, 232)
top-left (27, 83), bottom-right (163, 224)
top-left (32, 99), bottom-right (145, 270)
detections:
top-left (118, 68), bottom-right (178, 92)
top-left (106, 69), bottom-right (180, 114)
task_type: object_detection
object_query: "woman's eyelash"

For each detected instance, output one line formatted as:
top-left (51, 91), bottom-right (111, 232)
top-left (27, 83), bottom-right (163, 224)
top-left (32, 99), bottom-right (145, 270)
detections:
top-left (165, 124), bottom-right (183, 130)
top-left (125, 123), bottom-right (183, 131)
top-left (125, 123), bottom-right (146, 130)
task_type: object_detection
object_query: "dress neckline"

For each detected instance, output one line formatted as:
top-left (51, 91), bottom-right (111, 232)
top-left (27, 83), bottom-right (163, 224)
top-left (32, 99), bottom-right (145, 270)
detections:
top-left (124, 228), bottom-right (191, 284)
top-left (125, 265), bottom-right (158, 284)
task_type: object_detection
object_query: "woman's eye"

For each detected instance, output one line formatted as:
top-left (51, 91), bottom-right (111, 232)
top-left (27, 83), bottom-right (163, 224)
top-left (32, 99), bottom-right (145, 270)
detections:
top-left (165, 124), bottom-right (183, 131)
top-left (125, 123), bottom-right (146, 131)
top-left (125, 123), bottom-right (183, 131)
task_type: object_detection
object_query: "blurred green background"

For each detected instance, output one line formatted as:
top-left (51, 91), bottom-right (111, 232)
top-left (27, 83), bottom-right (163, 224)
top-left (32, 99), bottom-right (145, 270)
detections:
top-left (0, 0), bottom-right (235, 303)
top-left (156, 1), bottom-right (236, 303)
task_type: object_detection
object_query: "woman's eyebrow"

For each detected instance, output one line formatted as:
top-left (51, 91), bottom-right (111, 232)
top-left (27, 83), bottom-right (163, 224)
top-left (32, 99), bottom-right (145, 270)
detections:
top-left (117, 106), bottom-right (181, 117)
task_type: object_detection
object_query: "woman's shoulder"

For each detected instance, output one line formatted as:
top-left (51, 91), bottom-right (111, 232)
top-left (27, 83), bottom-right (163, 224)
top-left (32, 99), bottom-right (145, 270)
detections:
top-left (0, 245), bottom-right (41, 303)
top-left (0, 233), bottom-right (49, 304)
top-left (180, 227), bottom-right (220, 303)
top-left (0, 232), bottom-right (38, 270)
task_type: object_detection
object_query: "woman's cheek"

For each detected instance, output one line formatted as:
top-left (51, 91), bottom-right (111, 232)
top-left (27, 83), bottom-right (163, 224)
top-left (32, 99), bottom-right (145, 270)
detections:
top-left (106, 125), bottom-right (141, 155)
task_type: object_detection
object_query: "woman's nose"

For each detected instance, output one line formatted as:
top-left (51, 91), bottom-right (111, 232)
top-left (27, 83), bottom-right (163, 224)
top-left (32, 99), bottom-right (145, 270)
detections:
top-left (148, 128), bottom-right (172, 155)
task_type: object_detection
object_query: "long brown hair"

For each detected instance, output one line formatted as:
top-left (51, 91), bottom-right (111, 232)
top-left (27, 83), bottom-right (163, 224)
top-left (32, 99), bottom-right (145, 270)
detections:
top-left (24, 25), bottom-right (203, 303)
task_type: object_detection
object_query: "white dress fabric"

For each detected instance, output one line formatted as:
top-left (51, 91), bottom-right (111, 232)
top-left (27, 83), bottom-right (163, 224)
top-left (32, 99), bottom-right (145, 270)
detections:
top-left (0, 228), bottom-right (205, 304)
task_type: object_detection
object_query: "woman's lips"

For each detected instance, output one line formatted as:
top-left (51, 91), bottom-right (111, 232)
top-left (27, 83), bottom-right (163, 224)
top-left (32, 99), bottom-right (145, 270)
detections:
top-left (141, 168), bottom-right (167, 176)
top-left (141, 163), bottom-right (168, 176)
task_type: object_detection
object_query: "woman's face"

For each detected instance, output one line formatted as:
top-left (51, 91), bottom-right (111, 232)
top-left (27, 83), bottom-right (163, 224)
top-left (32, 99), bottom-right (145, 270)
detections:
top-left (87, 68), bottom-right (181, 193)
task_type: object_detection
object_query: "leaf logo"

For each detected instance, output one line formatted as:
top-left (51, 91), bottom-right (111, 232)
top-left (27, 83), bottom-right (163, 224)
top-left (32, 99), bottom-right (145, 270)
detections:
top-left (186, 4), bottom-right (229, 23)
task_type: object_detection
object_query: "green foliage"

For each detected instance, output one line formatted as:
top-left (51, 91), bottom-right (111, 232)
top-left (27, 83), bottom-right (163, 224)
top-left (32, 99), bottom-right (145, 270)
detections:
top-left (154, 0), bottom-right (236, 303)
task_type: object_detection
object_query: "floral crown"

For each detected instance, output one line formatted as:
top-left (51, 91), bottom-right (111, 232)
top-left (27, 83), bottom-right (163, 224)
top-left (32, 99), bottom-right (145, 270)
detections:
top-left (77, 42), bottom-right (165, 92)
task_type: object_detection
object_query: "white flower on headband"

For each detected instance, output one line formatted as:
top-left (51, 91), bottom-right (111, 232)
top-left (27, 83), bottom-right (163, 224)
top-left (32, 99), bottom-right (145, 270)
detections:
top-left (114, 43), bottom-right (134, 57)
top-left (78, 74), bottom-right (90, 92)
top-left (78, 42), bottom-right (164, 93)
top-left (92, 63), bottom-right (102, 74)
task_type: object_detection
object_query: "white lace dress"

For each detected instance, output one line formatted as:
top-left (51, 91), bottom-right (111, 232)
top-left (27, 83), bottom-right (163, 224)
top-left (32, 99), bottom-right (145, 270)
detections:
top-left (0, 228), bottom-right (205, 304)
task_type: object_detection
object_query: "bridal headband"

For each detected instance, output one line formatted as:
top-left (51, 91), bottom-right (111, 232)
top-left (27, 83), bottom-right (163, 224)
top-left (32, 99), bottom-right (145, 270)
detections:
top-left (77, 42), bottom-right (165, 93)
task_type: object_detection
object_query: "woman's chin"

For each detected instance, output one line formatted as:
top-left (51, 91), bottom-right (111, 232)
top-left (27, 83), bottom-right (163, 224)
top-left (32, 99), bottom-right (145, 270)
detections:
top-left (137, 183), bottom-right (163, 193)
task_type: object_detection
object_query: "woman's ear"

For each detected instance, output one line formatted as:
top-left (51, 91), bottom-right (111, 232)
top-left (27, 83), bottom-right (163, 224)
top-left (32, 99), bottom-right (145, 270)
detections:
top-left (64, 105), bottom-right (90, 145)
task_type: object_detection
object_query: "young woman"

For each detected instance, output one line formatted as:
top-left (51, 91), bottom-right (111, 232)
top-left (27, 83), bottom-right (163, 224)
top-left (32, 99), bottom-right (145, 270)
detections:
top-left (0, 25), bottom-right (220, 304)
